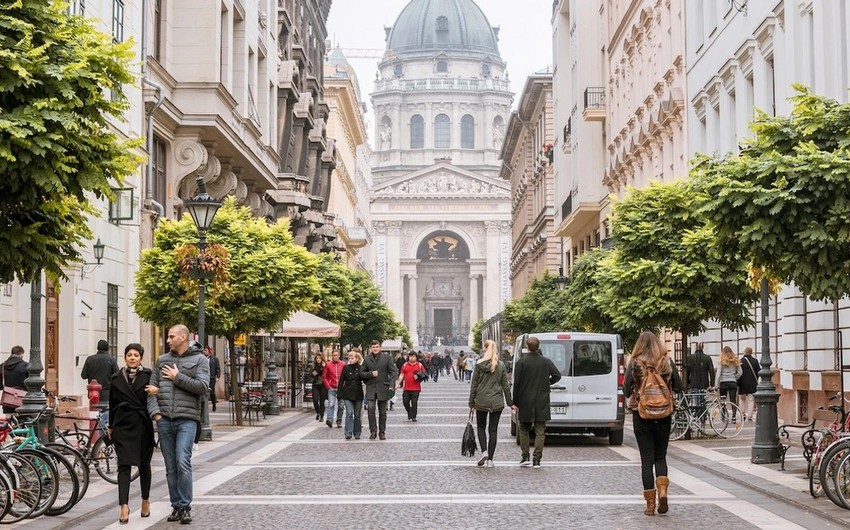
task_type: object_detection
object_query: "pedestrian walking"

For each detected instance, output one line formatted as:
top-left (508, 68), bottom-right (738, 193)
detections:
top-left (716, 346), bottom-right (742, 421)
top-left (338, 349), bottom-right (364, 440)
top-left (738, 347), bottom-right (759, 421)
top-left (204, 347), bottom-right (220, 412)
top-left (398, 351), bottom-right (425, 421)
top-left (468, 340), bottom-right (512, 468)
top-left (623, 331), bottom-right (682, 516)
top-left (684, 342), bottom-right (714, 411)
top-left (148, 324), bottom-right (210, 525)
top-left (81, 339), bottom-right (118, 405)
top-left (108, 343), bottom-right (155, 524)
top-left (511, 337), bottom-right (561, 468)
top-left (323, 349), bottom-right (345, 428)
top-left (2, 346), bottom-right (28, 414)
top-left (361, 340), bottom-right (398, 440)
top-left (310, 353), bottom-right (326, 421)
top-left (464, 354), bottom-right (475, 382)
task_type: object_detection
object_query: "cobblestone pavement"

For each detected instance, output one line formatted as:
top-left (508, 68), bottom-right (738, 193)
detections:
top-left (20, 379), bottom-right (850, 529)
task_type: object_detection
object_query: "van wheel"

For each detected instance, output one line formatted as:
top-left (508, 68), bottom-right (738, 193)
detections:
top-left (608, 429), bottom-right (623, 446)
top-left (510, 420), bottom-right (516, 437)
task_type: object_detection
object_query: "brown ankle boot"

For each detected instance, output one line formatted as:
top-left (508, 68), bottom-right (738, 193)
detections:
top-left (656, 476), bottom-right (669, 514)
top-left (643, 489), bottom-right (656, 515)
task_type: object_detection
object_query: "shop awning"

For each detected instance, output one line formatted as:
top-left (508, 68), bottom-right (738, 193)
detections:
top-left (255, 311), bottom-right (341, 338)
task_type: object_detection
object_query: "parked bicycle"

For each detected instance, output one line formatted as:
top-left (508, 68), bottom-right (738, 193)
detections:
top-left (670, 388), bottom-right (743, 440)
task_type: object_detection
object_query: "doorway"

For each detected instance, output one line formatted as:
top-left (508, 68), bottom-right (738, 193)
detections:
top-left (434, 309), bottom-right (453, 339)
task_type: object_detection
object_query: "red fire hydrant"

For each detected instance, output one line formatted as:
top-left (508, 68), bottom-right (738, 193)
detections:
top-left (87, 380), bottom-right (102, 411)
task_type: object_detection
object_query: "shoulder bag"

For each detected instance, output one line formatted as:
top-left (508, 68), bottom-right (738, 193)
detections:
top-left (1, 368), bottom-right (25, 410)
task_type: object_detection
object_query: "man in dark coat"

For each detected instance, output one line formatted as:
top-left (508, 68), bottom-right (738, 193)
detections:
top-left (511, 336), bottom-right (561, 468)
top-left (738, 346), bottom-right (760, 422)
top-left (2, 346), bottom-right (29, 413)
top-left (81, 339), bottom-right (118, 405)
top-left (685, 342), bottom-right (715, 415)
top-left (204, 347), bottom-right (221, 412)
top-left (360, 340), bottom-right (399, 440)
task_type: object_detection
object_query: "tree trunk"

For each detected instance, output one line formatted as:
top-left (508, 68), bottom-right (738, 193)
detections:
top-left (228, 335), bottom-right (243, 426)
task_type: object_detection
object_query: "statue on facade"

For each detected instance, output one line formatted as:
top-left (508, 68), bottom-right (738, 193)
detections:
top-left (396, 180), bottom-right (410, 194)
top-left (380, 124), bottom-right (392, 150)
top-left (437, 173), bottom-right (449, 192)
top-left (447, 175), bottom-right (460, 193)
top-left (493, 124), bottom-right (504, 149)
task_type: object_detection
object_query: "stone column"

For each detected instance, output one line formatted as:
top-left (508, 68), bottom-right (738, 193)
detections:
top-left (484, 221), bottom-right (501, 318)
top-left (408, 275), bottom-right (418, 335)
top-left (386, 221), bottom-right (403, 320)
top-left (469, 273), bottom-right (479, 326)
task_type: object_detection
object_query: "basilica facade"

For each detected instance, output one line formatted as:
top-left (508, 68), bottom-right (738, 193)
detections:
top-left (370, 0), bottom-right (513, 348)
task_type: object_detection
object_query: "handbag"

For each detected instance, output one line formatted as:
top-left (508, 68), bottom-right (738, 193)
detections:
top-left (1, 369), bottom-right (25, 409)
top-left (461, 411), bottom-right (478, 457)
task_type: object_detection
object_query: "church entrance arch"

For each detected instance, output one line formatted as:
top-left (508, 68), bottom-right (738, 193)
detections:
top-left (416, 231), bottom-right (471, 349)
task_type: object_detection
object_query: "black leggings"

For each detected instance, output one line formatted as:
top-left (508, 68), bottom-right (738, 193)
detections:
top-left (313, 384), bottom-right (327, 417)
top-left (475, 409), bottom-right (502, 460)
top-left (118, 464), bottom-right (151, 505)
top-left (632, 413), bottom-right (671, 490)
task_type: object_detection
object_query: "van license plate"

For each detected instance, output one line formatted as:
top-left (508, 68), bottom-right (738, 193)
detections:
top-left (551, 406), bottom-right (567, 415)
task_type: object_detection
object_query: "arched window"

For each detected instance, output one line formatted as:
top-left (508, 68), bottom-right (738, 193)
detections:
top-left (461, 115), bottom-right (475, 149)
top-left (434, 114), bottom-right (450, 148)
top-left (436, 60), bottom-right (448, 73)
top-left (410, 115), bottom-right (424, 149)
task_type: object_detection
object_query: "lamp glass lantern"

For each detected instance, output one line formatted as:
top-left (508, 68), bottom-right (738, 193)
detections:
top-left (93, 238), bottom-right (105, 264)
top-left (185, 176), bottom-right (221, 233)
top-left (553, 267), bottom-right (569, 291)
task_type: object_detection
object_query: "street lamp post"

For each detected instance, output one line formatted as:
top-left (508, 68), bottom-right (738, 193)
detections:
top-left (264, 329), bottom-right (281, 415)
top-left (185, 175), bottom-right (221, 442)
top-left (751, 276), bottom-right (781, 463)
top-left (16, 274), bottom-right (49, 442)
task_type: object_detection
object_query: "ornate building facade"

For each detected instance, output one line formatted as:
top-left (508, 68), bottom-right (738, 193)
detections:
top-left (502, 74), bottom-right (560, 299)
top-left (370, 0), bottom-right (513, 347)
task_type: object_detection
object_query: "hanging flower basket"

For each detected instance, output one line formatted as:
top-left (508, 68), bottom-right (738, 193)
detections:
top-left (175, 243), bottom-right (230, 299)
top-left (544, 143), bottom-right (554, 164)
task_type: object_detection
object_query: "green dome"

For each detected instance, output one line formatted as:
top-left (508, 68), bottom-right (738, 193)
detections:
top-left (387, 0), bottom-right (501, 61)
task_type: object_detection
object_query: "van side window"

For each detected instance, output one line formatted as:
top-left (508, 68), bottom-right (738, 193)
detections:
top-left (538, 341), bottom-right (568, 375)
top-left (571, 341), bottom-right (612, 376)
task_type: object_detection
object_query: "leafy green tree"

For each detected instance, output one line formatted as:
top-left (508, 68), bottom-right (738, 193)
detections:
top-left (595, 181), bottom-right (757, 343)
top-left (502, 272), bottom-right (561, 333)
top-left (0, 1), bottom-right (142, 283)
top-left (313, 253), bottom-right (352, 325)
top-left (471, 319), bottom-right (484, 353)
top-left (340, 269), bottom-right (402, 348)
top-left (693, 86), bottom-right (850, 302)
top-left (133, 198), bottom-right (320, 424)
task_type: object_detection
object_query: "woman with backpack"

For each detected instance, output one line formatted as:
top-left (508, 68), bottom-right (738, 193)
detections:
top-left (623, 331), bottom-right (683, 516)
top-left (468, 340), bottom-right (513, 468)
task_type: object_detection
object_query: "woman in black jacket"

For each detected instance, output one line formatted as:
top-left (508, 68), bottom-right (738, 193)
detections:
top-left (623, 332), bottom-right (683, 517)
top-left (338, 349), bottom-right (364, 440)
top-left (108, 343), bottom-right (156, 524)
top-left (311, 353), bottom-right (326, 421)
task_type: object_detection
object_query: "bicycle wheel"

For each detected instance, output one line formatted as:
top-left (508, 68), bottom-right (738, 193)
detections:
top-left (809, 431), bottom-right (833, 498)
top-left (717, 402), bottom-right (743, 439)
top-left (45, 443), bottom-right (89, 503)
top-left (0, 452), bottom-right (41, 523)
top-left (55, 430), bottom-right (90, 455)
top-left (39, 446), bottom-right (79, 516)
top-left (92, 437), bottom-right (139, 484)
top-left (833, 449), bottom-right (850, 509)
top-left (706, 402), bottom-right (729, 436)
top-left (670, 409), bottom-right (690, 441)
top-left (0, 460), bottom-right (13, 522)
top-left (16, 448), bottom-right (59, 518)
top-left (818, 438), bottom-right (850, 509)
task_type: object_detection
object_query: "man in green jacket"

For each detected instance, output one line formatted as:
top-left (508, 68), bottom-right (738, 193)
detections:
top-left (512, 336), bottom-right (561, 468)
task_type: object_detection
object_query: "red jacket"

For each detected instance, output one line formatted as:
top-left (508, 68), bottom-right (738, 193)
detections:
top-left (400, 362), bottom-right (424, 392)
top-left (323, 360), bottom-right (345, 390)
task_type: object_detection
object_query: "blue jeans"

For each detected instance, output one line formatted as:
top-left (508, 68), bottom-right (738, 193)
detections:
top-left (157, 417), bottom-right (197, 510)
top-left (343, 399), bottom-right (362, 438)
top-left (327, 388), bottom-right (343, 423)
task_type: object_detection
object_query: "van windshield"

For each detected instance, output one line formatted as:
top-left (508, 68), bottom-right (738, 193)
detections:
top-left (536, 339), bottom-right (613, 377)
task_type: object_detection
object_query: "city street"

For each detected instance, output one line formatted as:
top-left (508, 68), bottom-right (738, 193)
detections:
top-left (9, 379), bottom-right (847, 529)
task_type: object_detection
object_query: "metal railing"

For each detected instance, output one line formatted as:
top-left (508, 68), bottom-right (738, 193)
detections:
top-left (584, 87), bottom-right (605, 110)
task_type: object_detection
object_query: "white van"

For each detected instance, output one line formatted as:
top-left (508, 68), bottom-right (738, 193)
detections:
top-left (510, 332), bottom-right (625, 445)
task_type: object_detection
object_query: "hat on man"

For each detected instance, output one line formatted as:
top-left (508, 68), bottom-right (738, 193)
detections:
top-left (97, 340), bottom-right (109, 351)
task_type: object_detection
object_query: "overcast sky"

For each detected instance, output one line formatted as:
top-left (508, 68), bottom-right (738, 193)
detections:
top-left (326, 0), bottom-right (553, 147)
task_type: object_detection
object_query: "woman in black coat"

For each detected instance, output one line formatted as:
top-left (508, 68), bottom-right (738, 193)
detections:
top-left (108, 343), bottom-right (156, 524)
top-left (311, 354), bottom-right (326, 421)
top-left (338, 350), bottom-right (364, 440)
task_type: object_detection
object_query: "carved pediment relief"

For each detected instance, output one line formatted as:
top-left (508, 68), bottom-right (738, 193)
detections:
top-left (375, 167), bottom-right (509, 197)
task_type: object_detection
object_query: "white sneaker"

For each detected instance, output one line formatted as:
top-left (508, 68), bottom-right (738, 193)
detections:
top-left (486, 459), bottom-right (494, 468)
